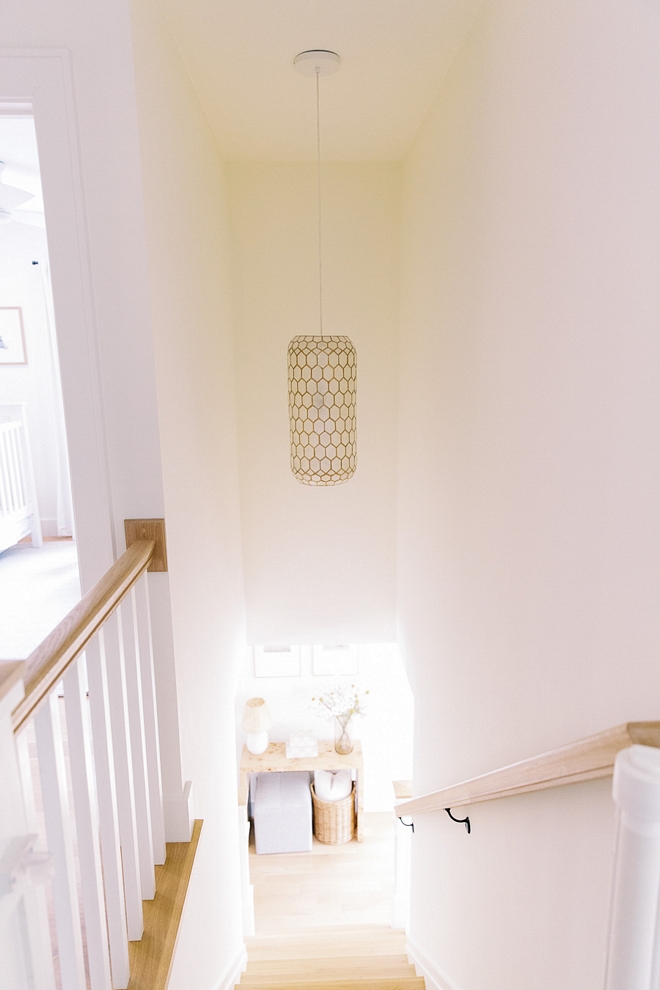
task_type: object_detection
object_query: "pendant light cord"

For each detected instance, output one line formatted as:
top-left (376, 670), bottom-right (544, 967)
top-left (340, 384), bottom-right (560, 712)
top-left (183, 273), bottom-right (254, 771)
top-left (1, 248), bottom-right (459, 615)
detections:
top-left (316, 66), bottom-right (324, 340)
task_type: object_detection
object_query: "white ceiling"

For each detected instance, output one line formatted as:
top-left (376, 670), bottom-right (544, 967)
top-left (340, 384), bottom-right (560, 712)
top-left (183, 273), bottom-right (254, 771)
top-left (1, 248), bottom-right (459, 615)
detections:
top-left (160, 0), bottom-right (479, 161)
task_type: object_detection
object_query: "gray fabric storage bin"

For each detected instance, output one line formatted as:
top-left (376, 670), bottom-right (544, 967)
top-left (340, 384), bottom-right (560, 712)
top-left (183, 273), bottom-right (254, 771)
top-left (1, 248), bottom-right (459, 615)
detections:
top-left (253, 771), bottom-right (312, 855)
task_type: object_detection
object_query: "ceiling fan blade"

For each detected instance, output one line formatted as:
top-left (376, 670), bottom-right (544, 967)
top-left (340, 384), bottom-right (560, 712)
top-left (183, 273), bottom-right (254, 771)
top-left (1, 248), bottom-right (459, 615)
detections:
top-left (10, 208), bottom-right (45, 228)
top-left (0, 183), bottom-right (34, 210)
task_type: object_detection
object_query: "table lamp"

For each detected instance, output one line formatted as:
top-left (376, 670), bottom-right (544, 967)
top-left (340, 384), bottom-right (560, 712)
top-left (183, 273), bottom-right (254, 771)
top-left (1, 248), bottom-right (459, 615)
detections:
top-left (242, 697), bottom-right (273, 755)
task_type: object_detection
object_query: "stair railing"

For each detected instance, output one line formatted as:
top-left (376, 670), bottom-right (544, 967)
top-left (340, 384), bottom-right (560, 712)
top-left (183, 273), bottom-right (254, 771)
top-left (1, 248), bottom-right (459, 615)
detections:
top-left (396, 723), bottom-right (660, 990)
top-left (1, 538), bottom-right (166, 990)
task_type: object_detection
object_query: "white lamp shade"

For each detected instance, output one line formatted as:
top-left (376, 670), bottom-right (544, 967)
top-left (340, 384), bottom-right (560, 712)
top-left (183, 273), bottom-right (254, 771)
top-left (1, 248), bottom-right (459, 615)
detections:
top-left (242, 697), bottom-right (273, 733)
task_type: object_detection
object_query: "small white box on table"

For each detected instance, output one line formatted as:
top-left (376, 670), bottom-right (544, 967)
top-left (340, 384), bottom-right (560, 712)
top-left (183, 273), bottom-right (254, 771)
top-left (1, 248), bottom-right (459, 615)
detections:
top-left (286, 731), bottom-right (318, 759)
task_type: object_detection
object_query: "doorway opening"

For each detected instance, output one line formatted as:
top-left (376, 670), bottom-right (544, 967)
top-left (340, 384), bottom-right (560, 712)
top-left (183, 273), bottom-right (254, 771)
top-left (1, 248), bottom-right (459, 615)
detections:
top-left (0, 111), bottom-right (80, 659)
top-left (235, 642), bottom-right (413, 937)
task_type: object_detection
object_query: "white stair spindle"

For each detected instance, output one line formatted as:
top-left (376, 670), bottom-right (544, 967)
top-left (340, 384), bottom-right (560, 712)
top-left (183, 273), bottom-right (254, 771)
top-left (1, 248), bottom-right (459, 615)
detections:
top-left (134, 573), bottom-right (166, 865)
top-left (63, 657), bottom-right (112, 990)
top-left (121, 590), bottom-right (155, 897)
top-left (102, 613), bottom-right (144, 940)
top-left (606, 745), bottom-right (660, 990)
top-left (3, 669), bottom-right (55, 990)
top-left (86, 634), bottom-right (130, 989)
top-left (34, 692), bottom-right (86, 990)
top-left (14, 730), bottom-right (57, 990)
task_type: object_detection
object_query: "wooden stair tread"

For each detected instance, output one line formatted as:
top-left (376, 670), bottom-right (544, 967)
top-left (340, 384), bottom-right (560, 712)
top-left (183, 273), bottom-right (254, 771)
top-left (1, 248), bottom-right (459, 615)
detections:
top-left (246, 955), bottom-right (414, 970)
top-left (247, 925), bottom-right (404, 938)
top-left (245, 927), bottom-right (407, 960)
top-left (237, 981), bottom-right (425, 990)
top-left (239, 924), bottom-right (424, 989)
top-left (244, 955), bottom-right (416, 981)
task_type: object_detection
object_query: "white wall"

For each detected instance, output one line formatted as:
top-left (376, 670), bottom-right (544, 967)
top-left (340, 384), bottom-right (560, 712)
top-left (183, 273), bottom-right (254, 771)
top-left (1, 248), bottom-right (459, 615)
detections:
top-left (129, 0), bottom-right (247, 983)
top-left (227, 163), bottom-right (399, 645)
top-left (3, 1), bottom-right (247, 985)
top-left (0, 222), bottom-right (68, 536)
top-left (236, 643), bottom-right (413, 811)
top-left (398, 1), bottom-right (660, 988)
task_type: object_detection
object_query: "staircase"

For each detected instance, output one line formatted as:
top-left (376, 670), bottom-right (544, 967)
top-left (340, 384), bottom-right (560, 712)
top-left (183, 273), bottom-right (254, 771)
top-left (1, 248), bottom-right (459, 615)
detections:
top-left (237, 925), bottom-right (425, 989)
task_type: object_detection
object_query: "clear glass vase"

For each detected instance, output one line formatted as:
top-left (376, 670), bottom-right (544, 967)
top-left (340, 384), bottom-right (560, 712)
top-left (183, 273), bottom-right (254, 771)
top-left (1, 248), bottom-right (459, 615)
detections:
top-left (334, 718), bottom-right (354, 755)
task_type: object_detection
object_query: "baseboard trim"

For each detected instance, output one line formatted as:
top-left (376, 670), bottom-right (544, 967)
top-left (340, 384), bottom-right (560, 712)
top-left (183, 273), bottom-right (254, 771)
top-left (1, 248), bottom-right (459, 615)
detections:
top-left (216, 942), bottom-right (247, 990)
top-left (407, 937), bottom-right (460, 990)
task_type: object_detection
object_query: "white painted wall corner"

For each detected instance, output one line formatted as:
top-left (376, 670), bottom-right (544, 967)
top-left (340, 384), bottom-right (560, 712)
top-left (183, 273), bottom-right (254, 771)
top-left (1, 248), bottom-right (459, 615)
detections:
top-left (216, 942), bottom-right (247, 990)
top-left (163, 779), bottom-right (194, 841)
top-left (407, 937), bottom-right (460, 990)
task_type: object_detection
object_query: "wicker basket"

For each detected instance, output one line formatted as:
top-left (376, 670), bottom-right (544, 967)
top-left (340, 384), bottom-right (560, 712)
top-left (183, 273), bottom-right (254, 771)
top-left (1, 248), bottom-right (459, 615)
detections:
top-left (311, 781), bottom-right (356, 844)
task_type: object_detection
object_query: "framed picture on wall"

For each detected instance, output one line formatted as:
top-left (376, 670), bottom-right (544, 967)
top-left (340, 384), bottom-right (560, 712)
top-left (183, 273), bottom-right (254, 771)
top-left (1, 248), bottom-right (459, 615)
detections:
top-left (312, 644), bottom-right (359, 677)
top-left (254, 644), bottom-right (301, 678)
top-left (0, 308), bottom-right (26, 365)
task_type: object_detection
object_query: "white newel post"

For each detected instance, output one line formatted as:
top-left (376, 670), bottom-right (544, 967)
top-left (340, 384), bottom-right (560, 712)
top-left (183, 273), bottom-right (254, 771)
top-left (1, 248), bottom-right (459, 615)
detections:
top-left (606, 745), bottom-right (660, 990)
top-left (0, 663), bottom-right (55, 990)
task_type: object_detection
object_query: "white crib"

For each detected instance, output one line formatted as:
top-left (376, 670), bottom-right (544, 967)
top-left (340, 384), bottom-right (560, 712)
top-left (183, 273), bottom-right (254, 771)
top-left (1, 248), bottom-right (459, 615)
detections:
top-left (0, 404), bottom-right (42, 552)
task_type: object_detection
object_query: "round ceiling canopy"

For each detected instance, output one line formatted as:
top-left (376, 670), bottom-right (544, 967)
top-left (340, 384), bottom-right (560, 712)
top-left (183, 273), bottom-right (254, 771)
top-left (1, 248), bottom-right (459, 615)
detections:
top-left (293, 50), bottom-right (341, 76)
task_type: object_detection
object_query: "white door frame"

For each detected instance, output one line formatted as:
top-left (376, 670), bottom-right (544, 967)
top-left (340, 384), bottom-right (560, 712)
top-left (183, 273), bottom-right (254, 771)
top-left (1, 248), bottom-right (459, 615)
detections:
top-left (0, 49), bottom-right (190, 839)
top-left (0, 49), bottom-right (115, 589)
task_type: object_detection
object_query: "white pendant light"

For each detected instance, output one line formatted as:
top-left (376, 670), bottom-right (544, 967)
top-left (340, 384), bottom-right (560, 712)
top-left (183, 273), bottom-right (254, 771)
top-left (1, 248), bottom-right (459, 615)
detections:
top-left (288, 51), bottom-right (357, 487)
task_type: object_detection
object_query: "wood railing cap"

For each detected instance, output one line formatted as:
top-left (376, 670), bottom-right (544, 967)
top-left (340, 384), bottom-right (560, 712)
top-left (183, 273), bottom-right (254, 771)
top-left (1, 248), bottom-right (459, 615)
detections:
top-left (393, 779), bottom-right (413, 800)
top-left (12, 540), bottom-right (155, 733)
top-left (395, 721), bottom-right (660, 817)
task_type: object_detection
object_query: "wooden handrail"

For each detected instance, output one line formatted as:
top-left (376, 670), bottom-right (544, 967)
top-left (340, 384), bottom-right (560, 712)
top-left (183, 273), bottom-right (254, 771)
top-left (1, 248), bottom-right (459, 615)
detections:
top-left (395, 722), bottom-right (660, 816)
top-left (393, 779), bottom-right (413, 801)
top-left (12, 540), bottom-right (154, 734)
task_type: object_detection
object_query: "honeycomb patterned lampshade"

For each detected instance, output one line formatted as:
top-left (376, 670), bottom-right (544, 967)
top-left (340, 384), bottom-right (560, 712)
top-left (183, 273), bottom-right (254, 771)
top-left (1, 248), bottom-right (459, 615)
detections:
top-left (287, 335), bottom-right (357, 486)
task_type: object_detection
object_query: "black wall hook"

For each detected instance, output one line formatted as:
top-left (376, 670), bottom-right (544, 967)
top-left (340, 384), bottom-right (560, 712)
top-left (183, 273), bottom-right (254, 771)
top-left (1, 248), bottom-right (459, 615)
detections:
top-left (445, 808), bottom-right (471, 834)
top-left (397, 816), bottom-right (415, 833)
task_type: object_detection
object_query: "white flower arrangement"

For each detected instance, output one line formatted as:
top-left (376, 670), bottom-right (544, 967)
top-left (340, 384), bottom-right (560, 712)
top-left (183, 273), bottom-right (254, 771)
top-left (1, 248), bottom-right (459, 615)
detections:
top-left (311, 684), bottom-right (369, 730)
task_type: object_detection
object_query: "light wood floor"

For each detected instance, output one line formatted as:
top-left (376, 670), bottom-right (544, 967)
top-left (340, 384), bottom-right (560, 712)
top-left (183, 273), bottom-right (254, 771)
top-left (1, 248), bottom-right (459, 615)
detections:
top-left (240, 814), bottom-right (425, 986)
top-left (0, 539), bottom-right (79, 658)
top-left (249, 812), bottom-right (396, 934)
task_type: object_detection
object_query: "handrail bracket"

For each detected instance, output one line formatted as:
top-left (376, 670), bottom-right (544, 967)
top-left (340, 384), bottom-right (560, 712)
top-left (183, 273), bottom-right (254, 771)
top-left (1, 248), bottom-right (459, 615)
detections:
top-left (446, 807), bottom-right (471, 834)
